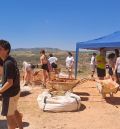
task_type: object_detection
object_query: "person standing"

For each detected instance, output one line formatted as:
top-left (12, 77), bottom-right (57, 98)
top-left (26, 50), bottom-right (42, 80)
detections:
top-left (22, 61), bottom-right (35, 86)
top-left (90, 53), bottom-right (97, 78)
top-left (66, 52), bottom-right (74, 79)
top-left (0, 40), bottom-right (23, 129)
top-left (40, 50), bottom-right (50, 87)
top-left (107, 53), bottom-right (116, 80)
top-left (0, 58), bottom-right (3, 77)
top-left (48, 54), bottom-right (58, 71)
top-left (96, 48), bottom-right (106, 80)
top-left (115, 49), bottom-right (119, 58)
top-left (0, 58), bottom-right (3, 88)
top-left (115, 54), bottom-right (120, 84)
top-left (115, 49), bottom-right (120, 82)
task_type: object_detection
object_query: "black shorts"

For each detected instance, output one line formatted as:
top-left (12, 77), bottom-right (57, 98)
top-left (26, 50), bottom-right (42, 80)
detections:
top-left (41, 64), bottom-right (49, 72)
top-left (108, 67), bottom-right (113, 76)
top-left (97, 67), bottom-right (106, 77)
top-left (51, 63), bottom-right (57, 69)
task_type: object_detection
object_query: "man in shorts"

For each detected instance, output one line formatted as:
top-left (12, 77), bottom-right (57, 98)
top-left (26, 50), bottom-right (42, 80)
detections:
top-left (0, 40), bottom-right (23, 129)
top-left (66, 52), bottom-right (74, 79)
top-left (96, 48), bottom-right (106, 80)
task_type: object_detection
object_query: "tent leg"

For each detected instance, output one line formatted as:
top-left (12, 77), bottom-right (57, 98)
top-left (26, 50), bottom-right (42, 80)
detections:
top-left (75, 46), bottom-right (79, 79)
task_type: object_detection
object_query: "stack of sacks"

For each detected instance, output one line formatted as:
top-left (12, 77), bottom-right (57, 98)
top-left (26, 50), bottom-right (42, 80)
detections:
top-left (96, 79), bottom-right (119, 98)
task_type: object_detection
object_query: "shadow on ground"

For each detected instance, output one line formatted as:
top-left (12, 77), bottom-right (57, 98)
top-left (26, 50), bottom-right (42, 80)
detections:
top-left (0, 120), bottom-right (7, 129)
top-left (20, 91), bottom-right (31, 97)
top-left (71, 103), bottom-right (86, 112)
top-left (79, 103), bottom-right (86, 111)
top-left (80, 97), bottom-right (89, 101)
top-left (73, 92), bottom-right (90, 96)
top-left (0, 120), bottom-right (30, 129)
top-left (73, 92), bottom-right (89, 101)
top-left (105, 97), bottom-right (120, 105)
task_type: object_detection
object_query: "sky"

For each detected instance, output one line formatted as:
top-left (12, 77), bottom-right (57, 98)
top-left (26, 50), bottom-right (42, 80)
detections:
top-left (0, 0), bottom-right (120, 50)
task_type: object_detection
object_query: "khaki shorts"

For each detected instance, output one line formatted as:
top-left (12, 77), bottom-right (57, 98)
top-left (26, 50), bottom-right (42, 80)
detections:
top-left (1, 92), bottom-right (20, 116)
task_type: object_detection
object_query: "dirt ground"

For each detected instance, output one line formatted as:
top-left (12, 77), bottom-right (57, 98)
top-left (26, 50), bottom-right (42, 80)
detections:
top-left (1, 80), bottom-right (120, 129)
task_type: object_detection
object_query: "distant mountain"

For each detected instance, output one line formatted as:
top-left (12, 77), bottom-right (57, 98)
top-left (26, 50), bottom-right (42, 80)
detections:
top-left (12, 47), bottom-right (63, 52)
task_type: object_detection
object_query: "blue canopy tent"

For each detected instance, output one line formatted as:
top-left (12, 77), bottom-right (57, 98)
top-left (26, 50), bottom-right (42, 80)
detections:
top-left (75, 31), bottom-right (120, 78)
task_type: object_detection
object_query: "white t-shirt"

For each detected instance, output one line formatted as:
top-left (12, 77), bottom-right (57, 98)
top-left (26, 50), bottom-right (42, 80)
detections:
top-left (115, 57), bottom-right (120, 73)
top-left (48, 57), bottom-right (58, 64)
top-left (23, 62), bottom-right (32, 72)
top-left (90, 56), bottom-right (96, 65)
top-left (66, 56), bottom-right (74, 68)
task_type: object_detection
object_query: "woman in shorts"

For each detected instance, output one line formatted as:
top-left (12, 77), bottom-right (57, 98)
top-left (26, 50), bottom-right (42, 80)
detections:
top-left (40, 50), bottom-right (50, 87)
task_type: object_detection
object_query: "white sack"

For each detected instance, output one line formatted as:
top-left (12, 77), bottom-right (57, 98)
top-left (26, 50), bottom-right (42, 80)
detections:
top-left (37, 91), bottom-right (81, 112)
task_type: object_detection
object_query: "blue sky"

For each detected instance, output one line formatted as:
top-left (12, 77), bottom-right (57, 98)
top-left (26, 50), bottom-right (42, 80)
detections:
top-left (0, 0), bottom-right (120, 50)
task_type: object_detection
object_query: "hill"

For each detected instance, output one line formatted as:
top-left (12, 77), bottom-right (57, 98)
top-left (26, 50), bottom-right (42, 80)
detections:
top-left (12, 47), bottom-right (63, 53)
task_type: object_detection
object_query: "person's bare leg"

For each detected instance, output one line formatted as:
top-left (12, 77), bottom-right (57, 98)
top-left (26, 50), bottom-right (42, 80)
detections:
top-left (69, 68), bottom-right (73, 79)
top-left (7, 115), bottom-right (16, 129)
top-left (29, 71), bottom-right (33, 85)
top-left (23, 72), bottom-right (28, 85)
top-left (22, 75), bottom-right (24, 83)
top-left (44, 70), bottom-right (46, 84)
top-left (91, 71), bottom-right (95, 77)
top-left (45, 71), bottom-right (48, 85)
top-left (47, 71), bottom-right (50, 81)
top-left (27, 71), bottom-right (32, 85)
top-left (23, 72), bottom-right (25, 84)
top-left (68, 72), bottom-right (70, 79)
top-left (26, 72), bottom-right (30, 85)
top-left (69, 71), bottom-right (72, 79)
top-left (27, 72), bottom-right (30, 84)
top-left (71, 69), bottom-right (74, 79)
top-left (42, 70), bottom-right (46, 87)
top-left (15, 110), bottom-right (23, 129)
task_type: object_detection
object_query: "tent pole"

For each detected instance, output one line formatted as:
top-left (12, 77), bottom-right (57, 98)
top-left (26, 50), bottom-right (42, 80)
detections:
top-left (75, 44), bottom-right (79, 79)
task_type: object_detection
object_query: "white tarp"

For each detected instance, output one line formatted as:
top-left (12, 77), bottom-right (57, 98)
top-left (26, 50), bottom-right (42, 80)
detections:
top-left (37, 91), bottom-right (81, 112)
